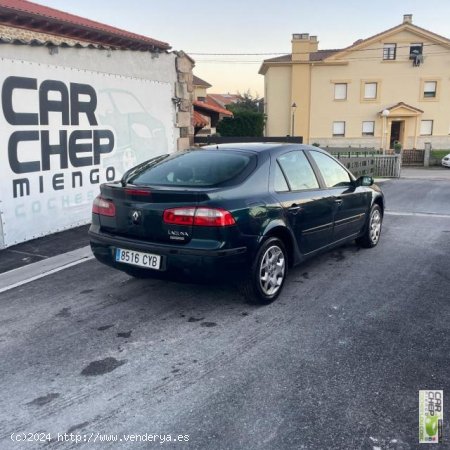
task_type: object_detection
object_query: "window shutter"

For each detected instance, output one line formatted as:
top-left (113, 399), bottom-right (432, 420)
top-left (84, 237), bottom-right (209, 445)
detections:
top-left (364, 83), bottom-right (377, 99)
top-left (362, 121), bottom-right (374, 134)
top-left (423, 81), bottom-right (437, 98)
top-left (420, 120), bottom-right (433, 135)
top-left (334, 83), bottom-right (347, 100)
top-left (333, 121), bottom-right (345, 136)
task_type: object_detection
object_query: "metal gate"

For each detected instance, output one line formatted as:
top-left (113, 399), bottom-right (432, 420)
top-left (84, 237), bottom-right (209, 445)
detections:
top-left (402, 149), bottom-right (425, 166)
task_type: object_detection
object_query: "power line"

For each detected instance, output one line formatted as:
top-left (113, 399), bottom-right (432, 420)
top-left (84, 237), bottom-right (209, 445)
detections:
top-left (193, 50), bottom-right (450, 64)
top-left (188, 42), bottom-right (448, 56)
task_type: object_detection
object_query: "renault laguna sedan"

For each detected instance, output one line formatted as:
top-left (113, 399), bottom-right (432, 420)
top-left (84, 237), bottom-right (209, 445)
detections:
top-left (89, 144), bottom-right (384, 304)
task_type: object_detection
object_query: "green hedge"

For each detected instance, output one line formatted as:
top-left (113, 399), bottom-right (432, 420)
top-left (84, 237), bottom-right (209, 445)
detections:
top-left (431, 150), bottom-right (449, 159)
top-left (217, 111), bottom-right (265, 137)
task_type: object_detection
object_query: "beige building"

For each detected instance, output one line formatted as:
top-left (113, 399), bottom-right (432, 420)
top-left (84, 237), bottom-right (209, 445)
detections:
top-left (259, 15), bottom-right (450, 149)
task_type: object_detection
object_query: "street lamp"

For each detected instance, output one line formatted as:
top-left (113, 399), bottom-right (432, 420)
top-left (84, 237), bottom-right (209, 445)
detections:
top-left (381, 109), bottom-right (390, 153)
top-left (291, 102), bottom-right (297, 136)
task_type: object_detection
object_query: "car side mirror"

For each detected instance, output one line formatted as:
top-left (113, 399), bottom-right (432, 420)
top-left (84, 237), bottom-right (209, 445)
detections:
top-left (356, 175), bottom-right (374, 187)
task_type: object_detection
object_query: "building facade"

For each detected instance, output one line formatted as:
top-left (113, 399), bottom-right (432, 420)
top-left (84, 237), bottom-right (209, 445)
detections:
top-left (260, 15), bottom-right (450, 149)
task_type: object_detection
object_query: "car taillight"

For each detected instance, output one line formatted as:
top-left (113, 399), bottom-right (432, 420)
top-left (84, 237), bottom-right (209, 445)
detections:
top-left (163, 207), bottom-right (196, 225)
top-left (163, 207), bottom-right (235, 227)
top-left (92, 195), bottom-right (116, 217)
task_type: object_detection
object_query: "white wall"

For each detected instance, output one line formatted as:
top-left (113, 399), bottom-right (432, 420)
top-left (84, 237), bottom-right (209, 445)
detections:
top-left (0, 44), bottom-right (180, 247)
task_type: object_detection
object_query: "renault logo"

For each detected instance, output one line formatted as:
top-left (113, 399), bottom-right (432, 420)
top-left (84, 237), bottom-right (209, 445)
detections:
top-left (131, 210), bottom-right (142, 224)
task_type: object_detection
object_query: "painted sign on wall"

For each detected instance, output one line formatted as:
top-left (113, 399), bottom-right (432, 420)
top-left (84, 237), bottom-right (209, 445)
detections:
top-left (0, 59), bottom-right (174, 248)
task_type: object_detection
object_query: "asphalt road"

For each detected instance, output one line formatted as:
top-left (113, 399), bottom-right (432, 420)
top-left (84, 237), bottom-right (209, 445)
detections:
top-left (1, 176), bottom-right (449, 450)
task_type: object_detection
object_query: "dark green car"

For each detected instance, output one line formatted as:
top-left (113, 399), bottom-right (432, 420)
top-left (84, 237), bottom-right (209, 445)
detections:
top-left (89, 144), bottom-right (384, 304)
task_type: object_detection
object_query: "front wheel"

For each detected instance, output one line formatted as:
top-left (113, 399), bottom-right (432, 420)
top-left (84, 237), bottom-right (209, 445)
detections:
top-left (240, 237), bottom-right (288, 305)
top-left (356, 204), bottom-right (383, 248)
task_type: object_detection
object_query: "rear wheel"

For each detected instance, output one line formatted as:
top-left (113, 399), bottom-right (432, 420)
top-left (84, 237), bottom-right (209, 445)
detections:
top-left (240, 237), bottom-right (288, 305)
top-left (356, 204), bottom-right (383, 248)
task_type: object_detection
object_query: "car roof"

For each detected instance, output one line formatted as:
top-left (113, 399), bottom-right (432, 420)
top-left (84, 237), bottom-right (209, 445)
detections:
top-left (201, 143), bottom-right (323, 154)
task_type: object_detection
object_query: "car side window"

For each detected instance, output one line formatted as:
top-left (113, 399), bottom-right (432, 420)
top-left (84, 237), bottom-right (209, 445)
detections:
top-left (274, 163), bottom-right (290, 192)
top-left (277, 151), bottom-right (319, 191)
top-left (309, 151), bottom-right (352, 188)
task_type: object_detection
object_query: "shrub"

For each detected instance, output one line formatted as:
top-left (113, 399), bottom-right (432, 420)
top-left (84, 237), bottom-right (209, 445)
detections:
top-left (217, 111), bottom-right (265, 137)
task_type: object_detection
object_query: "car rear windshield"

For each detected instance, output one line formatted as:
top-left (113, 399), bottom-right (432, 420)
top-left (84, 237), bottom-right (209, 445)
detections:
top-left (126, 150), bottom-right (255, 187)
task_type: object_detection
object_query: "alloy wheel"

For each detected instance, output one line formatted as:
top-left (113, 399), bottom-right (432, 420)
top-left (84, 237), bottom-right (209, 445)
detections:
top-left (369, 209), bottom-right (382, 244)
top-left (259, 245), bottom-right (286, 296)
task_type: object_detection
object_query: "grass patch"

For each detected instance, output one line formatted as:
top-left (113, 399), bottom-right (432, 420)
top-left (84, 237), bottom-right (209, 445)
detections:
top-left (431, 150), bottom-right (449, 160)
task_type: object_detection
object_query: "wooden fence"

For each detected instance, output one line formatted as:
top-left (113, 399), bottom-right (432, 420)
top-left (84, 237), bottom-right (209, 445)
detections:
top-left (334, 154), bottom-right (401, 178)
top-left (194, 136), bottom-right (303, 145)
top-left (336, 156), bottom-right (376, 178)
top-left (374, 155), bottom-right (401, 177)
top-left (324, 146), bottom-right (382, 155)
top-left (402, 149), bottom-right (425, 166)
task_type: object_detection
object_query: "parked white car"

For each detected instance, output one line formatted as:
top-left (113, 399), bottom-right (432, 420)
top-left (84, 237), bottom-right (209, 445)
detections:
top-left (442, 154), bottom-right (450, 168)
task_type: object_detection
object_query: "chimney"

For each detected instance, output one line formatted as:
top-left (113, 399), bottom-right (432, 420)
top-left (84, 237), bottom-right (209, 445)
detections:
top-left (291, 33), bottom-right (319, 61)
top-left (403, 14), bottom-right (413, 24)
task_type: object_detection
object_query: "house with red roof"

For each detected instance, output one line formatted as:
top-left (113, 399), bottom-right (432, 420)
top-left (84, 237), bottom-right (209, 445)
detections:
top-left (207, 93), bottom-right (241, 109)
top-left (192, 74), bottom-right (233, 135)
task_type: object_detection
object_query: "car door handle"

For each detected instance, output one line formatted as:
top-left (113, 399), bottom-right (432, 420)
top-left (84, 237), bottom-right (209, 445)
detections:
top-left (334, 198), bottom-right (343, 206)
top-left (288, 204), bottom-right (302, 214)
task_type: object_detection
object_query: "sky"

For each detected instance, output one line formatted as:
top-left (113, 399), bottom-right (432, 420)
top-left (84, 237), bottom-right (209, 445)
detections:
top-left (38, 0), bottom-right (450, 96)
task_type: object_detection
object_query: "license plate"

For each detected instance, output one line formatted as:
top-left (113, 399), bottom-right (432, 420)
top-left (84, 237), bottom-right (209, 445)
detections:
top-left (115, 248), bottom-right (161, 270)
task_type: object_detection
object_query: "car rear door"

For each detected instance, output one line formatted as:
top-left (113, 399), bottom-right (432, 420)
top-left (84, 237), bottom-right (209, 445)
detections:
top-left (271, 150), bottom-right (335, 255)
top-left (307, 150), bottom-right (369, 243)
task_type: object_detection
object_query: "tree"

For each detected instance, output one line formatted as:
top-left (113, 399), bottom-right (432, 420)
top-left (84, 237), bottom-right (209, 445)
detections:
top-left (227, 90), bottom-right (264, 114)
top-left (216, 90), bottom-right (265, 137)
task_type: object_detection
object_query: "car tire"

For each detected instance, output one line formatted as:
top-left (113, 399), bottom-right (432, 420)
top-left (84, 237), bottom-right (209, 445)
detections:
top-left (356, 204), bottom-right (383, 248)
top-left (240, 237), bottom-right (288, 305)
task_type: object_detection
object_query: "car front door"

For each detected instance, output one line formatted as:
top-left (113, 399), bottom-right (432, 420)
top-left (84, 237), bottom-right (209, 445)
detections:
top-left (272, 150), bottom-right (335, 256)
top-left (308, 150), bottom-right (369, 244)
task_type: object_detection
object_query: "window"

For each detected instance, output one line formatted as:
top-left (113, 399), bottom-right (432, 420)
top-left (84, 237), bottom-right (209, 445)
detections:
top-left (332, 121), bottom-right (345, 137)
top-left (364, 82), bottom-right (377, 99)
top-left (277, 151), bottom-right (319, 191)
top-left (383, 43), bottom-right (396, 60)
top-left (362, 121), bottom-right (375, 136)
top-left (423, 81), bottom-right (437, 98)
top-left (420, 120), bottom-right (433, 136)
top-left (310, 151), bottom-right (352, 188)
top-left (334, 83), bottom-right (347, 100)
top-left (410, 43), bottom-right (423, 59)
top-left (274, 163), bottom-right (289, 192)
top-left (128, 151), bottom-right (255, 187)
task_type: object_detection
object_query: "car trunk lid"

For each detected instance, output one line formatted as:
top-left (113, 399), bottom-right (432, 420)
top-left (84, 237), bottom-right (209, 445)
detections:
top-left (98, 183), bottom-right (210, 244)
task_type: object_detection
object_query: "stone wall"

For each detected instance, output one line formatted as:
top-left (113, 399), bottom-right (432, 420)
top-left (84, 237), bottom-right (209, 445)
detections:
top-left (0, 24), bottom-right (195, 153)
top-left (174, 52), bottom-right (195, 150)
top-left (0, 24), bottom-right (92, 45)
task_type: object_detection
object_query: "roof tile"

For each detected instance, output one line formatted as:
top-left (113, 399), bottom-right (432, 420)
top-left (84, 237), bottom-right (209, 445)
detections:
top-left (0, 0), bottom-right (170, 50)
top-left (193, 99), bottom-right (233, 116)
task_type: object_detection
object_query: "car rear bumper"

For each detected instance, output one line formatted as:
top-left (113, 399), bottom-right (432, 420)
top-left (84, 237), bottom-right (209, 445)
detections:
top-left (89, 227), bottom-right (252, 281)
